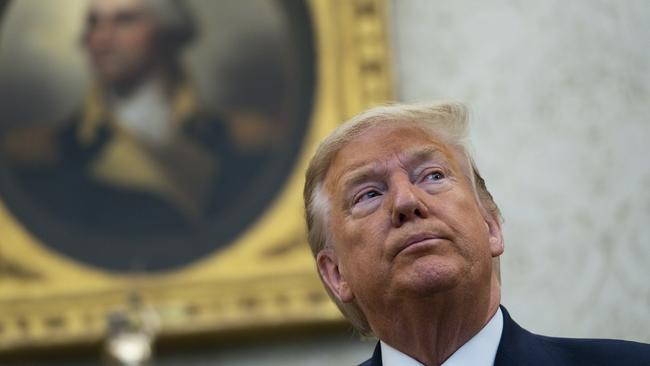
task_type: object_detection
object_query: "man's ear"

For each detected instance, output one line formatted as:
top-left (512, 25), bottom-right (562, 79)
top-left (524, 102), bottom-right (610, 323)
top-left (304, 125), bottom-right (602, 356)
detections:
top-left (316, 249), bottom-right (354, 303)
top-left (485, 215), bottom-right (504, 257)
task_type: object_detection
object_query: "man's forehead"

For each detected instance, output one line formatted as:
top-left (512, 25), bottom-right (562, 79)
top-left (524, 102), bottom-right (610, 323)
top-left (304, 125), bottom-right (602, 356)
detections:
top-left (89, 0), bottom-right (148, 14)
top-left (324, 124), bottom-right (456, 187)
top-left (340, 145), bottom-right (447, 176)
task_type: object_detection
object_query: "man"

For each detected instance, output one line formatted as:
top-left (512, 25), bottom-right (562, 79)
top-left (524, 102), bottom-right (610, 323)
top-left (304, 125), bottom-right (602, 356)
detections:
top-left (303, 102), bottom-right (650, 365)
top-left (3, 0), bottom-right (265, 234)
top-left (0, 0), bottom-right (271, 271)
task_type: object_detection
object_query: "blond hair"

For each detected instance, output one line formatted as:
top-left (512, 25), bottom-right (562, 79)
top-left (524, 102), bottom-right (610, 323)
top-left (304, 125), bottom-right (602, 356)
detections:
top-left (303, 101), bottom-right (502, 335)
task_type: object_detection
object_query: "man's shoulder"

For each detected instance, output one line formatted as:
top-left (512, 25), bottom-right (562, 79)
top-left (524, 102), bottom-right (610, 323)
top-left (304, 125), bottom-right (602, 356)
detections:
top-left (535, 333), bottom-right (650, 365)
top-left (498, 306), bottom-right (650, 366)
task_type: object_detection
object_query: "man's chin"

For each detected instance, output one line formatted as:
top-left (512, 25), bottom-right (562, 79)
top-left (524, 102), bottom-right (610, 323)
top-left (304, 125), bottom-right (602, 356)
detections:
top-left (95, 72), bottom-right (143, 93)
top-left (94, 72), bottom-right (125, 87)
top-left (394, 258), bottom-right (464, 296)
top-left (92, 63), bottom-right (140, 87)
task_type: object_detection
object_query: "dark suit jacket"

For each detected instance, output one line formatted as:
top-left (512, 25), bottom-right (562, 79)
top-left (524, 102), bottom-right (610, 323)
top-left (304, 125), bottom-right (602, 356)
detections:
top-left (360, 306), bottom-right (650, 366)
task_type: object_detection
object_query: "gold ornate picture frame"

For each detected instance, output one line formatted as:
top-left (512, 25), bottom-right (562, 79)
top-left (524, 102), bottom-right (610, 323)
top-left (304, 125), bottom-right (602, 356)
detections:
top-left (0, 0), bottom-right (392, 352)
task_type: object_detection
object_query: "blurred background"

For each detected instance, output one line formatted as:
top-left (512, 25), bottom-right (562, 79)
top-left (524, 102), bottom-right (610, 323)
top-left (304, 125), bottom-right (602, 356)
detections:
top-left (0, 0), bottom-right (649, 364)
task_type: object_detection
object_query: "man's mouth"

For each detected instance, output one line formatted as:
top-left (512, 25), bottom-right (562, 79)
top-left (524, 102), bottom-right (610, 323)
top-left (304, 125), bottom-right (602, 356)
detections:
top-left (394, 233), bottom-right (447, 258)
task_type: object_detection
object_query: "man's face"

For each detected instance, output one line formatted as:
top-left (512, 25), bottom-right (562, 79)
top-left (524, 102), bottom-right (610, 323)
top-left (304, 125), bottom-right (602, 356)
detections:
top-left (83, 0), bottom-right (160, 86)
top-left (318, 124), bottom-right (503, 320)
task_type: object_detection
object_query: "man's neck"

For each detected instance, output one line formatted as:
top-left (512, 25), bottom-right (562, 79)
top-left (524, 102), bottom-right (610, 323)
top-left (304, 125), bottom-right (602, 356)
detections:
top-left (370, 276), bottom-right (501, 366)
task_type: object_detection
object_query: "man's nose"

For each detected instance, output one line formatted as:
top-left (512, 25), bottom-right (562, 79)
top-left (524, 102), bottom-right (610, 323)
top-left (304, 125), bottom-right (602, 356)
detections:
top-left (390, 177), bottom-right (429, 227)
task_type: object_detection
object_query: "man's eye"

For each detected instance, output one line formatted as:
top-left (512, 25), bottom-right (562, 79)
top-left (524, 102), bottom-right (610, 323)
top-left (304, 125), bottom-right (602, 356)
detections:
top-left (87, 14), bottom-right (98, 29)
top-left (355, 190), bottom-right (381, 204)
top-left (425, 171), bottom-right (445, 181)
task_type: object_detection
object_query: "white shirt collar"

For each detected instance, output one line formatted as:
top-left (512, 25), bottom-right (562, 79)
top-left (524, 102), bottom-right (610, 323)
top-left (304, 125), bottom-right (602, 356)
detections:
top-left (381, 307), bottom-right (503, 366)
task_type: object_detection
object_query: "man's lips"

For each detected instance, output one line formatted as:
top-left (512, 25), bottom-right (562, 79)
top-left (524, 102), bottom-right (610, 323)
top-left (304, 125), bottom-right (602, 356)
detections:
top-left (392, 233), bottom-right (448, 258)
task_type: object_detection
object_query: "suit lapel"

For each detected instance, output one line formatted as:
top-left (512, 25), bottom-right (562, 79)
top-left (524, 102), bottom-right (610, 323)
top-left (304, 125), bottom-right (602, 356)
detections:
top-left (495, 306), bottom-right (557, 366)
top-left (359, 342), bottom-right (383, 366)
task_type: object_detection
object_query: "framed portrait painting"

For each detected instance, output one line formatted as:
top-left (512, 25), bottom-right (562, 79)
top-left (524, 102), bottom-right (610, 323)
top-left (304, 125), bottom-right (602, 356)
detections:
top-left (0, 0), bottom-right (392, 352)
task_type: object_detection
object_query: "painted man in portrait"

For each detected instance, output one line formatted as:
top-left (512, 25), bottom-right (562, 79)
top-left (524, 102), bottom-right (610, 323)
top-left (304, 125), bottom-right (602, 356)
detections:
top-left (1, 0), bottom-right (268, 236)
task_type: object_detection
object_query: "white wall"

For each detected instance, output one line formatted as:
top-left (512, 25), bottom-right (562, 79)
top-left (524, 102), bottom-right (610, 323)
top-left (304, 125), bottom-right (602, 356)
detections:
top-left (392, 0), bottom-right (650, 342)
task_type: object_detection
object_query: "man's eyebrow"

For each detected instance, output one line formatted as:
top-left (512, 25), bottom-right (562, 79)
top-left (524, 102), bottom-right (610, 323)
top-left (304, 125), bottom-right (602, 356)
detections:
top-left (339, 163), bottom-right (386, 193)
top-left (338, 146), bottom-right (447, 186)
top-left (403, 146), bottom-right (448, 165)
